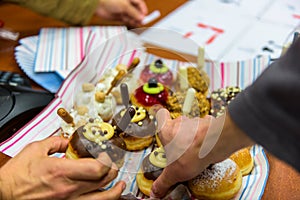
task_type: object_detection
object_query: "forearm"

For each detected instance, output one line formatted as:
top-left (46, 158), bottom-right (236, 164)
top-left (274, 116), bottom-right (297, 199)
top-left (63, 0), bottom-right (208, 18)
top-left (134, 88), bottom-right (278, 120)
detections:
top-left (3, 0), bottom-right (99, 25)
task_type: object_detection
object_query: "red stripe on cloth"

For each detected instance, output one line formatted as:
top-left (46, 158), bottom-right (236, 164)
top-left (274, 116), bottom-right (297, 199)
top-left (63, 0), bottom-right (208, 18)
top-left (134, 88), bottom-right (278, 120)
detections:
top-left (127, 49), bottom-right (137, 66)
top-left (79, 28), bottom-right (84, 60)
top-left (221, 62), bottom-right (225, 88)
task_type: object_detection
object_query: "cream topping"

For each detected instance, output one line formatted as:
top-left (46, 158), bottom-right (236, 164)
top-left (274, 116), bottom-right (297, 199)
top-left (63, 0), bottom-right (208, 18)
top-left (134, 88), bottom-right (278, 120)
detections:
top-left (149, 146), bottom-right (167, 168)
top-left (82, 119), bottom-right (114, 143)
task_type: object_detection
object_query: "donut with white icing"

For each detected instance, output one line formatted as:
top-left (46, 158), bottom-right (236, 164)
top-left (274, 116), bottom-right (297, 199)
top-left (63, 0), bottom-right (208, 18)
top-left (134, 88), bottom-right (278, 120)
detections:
top-left (187, 159), bottom-right (242, 200)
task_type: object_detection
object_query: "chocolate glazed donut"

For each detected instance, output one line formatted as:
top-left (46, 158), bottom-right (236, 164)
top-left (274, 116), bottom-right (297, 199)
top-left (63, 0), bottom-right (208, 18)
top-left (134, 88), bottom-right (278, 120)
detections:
top-left (66, 118), bottom-right (127, 168)
top-left (112, 105), bottom-right (156, 151)
top-left (136, 146), bottom-right (167, 197)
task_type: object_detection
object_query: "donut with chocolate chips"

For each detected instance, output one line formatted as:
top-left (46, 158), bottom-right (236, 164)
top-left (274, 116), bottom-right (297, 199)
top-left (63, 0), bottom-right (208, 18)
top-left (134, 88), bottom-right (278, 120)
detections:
top-left (112, 105), bottom-right (156, 151)
top-left (65, 118), bottom-right (126, 168)
top-left (210, 86), bottom-right (241, 117)
top-left (136, 146), bottom-right (167, 196)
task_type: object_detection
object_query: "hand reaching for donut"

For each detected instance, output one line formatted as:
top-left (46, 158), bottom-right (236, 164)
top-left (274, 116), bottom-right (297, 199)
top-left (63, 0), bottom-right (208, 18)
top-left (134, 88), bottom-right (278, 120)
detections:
top-left (150, 108), bottom-right (254, 198)
top-left (95, 0), bottom-right (148, 27)
top-left (0, 136), bottom-right (125, 200)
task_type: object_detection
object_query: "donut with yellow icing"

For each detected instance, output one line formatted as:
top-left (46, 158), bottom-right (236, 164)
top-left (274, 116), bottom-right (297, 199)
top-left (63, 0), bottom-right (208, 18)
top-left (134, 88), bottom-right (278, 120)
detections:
top-left (136, 146), bottom-right (167, 196)
top-left (65, 118), bottom-right (126, 168)
top-left (112, 105), bottom-right (156, 151)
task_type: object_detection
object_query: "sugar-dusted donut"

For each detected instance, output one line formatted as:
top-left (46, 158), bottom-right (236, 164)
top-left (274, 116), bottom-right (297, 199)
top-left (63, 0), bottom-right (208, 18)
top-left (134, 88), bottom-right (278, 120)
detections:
top-left (187, 159), bottom-right (242, 200)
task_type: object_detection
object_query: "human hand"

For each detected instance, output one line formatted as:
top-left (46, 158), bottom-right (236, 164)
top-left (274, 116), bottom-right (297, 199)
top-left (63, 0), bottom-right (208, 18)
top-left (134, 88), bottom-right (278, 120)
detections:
top-left (96, 0), bottom-right (148, 27)
top-left (0, 136), bottom-right (125, 200)
top-left (150, 108), bottom-right (213, 198)
top-left (150, 108), bottom-right (254, 198)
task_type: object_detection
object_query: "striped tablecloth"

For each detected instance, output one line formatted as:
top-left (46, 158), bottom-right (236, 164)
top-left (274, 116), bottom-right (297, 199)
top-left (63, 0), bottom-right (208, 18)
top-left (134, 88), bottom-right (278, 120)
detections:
top-left (8, 33), bottom-right (270, 199)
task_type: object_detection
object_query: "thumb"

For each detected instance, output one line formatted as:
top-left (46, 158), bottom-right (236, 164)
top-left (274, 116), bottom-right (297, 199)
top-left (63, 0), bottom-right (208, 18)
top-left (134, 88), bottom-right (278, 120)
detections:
top-left (150, 167), bottom-right (176, 198)
top-left (156, 108), bottom-right (171, 133)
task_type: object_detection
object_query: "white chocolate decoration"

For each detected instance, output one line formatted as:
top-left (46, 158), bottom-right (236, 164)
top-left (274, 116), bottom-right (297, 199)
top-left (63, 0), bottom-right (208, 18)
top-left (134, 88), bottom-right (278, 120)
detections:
top-left (197, 46), bottom-right (205, 69)
top-left (82, 119), bottom-right (114, 143)
top-left (149, 146), bottom-right (167, 168)
top-left (179, 66), bottom-right (189, 91)
top-left (182, 88), bottom-right (196, 115)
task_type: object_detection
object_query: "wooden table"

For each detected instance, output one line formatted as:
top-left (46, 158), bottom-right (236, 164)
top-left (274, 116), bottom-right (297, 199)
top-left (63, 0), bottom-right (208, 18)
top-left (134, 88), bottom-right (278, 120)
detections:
top-left (0, 1), bottom-right (299, 199)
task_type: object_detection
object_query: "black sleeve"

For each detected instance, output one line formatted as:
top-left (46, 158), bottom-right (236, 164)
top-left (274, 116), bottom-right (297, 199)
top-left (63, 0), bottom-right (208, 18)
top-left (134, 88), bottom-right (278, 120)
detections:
top-left (228, 38), bottom-right (300, 172)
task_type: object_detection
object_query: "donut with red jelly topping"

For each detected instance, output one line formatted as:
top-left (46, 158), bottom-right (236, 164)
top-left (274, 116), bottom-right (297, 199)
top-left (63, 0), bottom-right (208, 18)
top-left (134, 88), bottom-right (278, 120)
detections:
top-left (130, 78), bottom-right (169, 112)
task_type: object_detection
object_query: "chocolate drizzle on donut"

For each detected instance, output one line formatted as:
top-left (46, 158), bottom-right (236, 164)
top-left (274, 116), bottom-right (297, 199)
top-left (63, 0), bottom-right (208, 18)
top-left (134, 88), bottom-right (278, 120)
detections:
top-left (112, 106), bottom-right (156, 138)
top-left (69, 126), bottom-right (126, 163)
top-left (142, 154), bottom-right (164, 180)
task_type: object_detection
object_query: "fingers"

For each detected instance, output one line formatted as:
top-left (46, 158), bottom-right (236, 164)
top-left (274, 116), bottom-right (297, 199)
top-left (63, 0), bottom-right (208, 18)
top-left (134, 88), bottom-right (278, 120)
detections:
top-left (96, 163), bottom-right (118, 186)
top-left (59, 153), bottom-right (112, 181)
top-left (156, 108), bottom-right (171, 132)
top-left (130, 0), bottom-right (148, 15)
top-left (45, 136), bottom-right (69, 155)
top-left (23, 136), bottom-right (69, 157)
top-left (122, 0), bottom-right (147, 26)
top-left (123, 6), bottom-right (144, 25)
top-left (68, 162), bottom-right (119, 197)
top-left (75, 181), bottom-right (126, 200)
top-left (150, 166), bottom-right (177, 198)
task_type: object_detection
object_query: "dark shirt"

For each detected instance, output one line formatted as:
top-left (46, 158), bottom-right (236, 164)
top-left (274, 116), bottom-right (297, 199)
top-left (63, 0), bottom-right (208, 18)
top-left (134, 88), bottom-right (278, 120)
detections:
top-left (229, 38), bottom-right (300, 172)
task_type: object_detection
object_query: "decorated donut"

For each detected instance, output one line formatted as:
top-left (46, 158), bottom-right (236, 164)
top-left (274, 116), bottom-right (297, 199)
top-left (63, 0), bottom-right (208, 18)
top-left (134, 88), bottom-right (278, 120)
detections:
top-left (57, 107), bottom-right (102, 138)
top-left (65, 117), bottom-right (128, 168)
top-left (97, 58), bottom-right (140, 104)
top-left (187, 159), bottom-right (242, 200)
top-left (177, 66), bottom-right (209, 95)
top-left (139, 59), bottom-right (174, 86)
top-left (130, 78), bottom-right (169, 112)
top-left (210, 86), bottom-right (241, 117)
top-left (136, 146), bottom-right (167, 196)
top-left (112, 105), bottom-right (156, 151)
top-left (166, 88), bottom-right (210, 119)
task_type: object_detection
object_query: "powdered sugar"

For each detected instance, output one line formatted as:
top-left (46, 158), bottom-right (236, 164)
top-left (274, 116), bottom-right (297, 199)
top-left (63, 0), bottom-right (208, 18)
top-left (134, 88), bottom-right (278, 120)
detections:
top-left (191, 159), bottom-right (237, 191)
